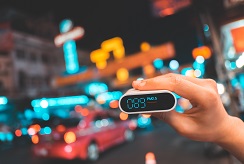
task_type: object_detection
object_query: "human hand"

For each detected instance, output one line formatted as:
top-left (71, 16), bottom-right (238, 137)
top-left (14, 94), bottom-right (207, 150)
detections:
top-left (132, 73), bottom-right (237, 143)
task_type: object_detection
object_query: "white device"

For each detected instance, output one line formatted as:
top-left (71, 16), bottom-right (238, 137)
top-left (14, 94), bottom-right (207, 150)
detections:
top-left (119, 89), bottom-right (177, 114)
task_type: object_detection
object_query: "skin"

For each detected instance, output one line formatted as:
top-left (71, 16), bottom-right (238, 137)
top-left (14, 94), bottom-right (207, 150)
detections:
top-left (132, 73), bottom-right (244, 162)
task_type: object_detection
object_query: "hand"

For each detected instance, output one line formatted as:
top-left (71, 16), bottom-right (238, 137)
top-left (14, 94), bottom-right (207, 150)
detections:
top-left (132, 73), bottom-right (236, 142)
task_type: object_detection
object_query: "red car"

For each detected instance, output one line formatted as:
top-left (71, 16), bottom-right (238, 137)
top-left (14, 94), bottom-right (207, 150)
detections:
top-left (31, 110), bottom-right (136, 161)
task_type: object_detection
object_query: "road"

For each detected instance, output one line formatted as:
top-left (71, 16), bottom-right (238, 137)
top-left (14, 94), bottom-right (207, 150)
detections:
top-left (0, 121), bottom-right (234, 164)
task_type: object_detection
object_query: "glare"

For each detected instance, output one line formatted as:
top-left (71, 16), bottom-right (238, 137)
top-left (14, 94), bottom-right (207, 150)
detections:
top-left (194, 69), bottom-right (202, 78)
top-left (196, 56), bottom-right (205, 64)
top-left (137, 77), bottom-right (144, 81)
top-left (236, 55), bottom-right (244, 68)
top-left (40, 99), bottom-right (48, 108)
top-left (64, 145), bottom-right (73, 153)
top-left (217, 83), bottom-right (225, 95)
top-left (169, 60), bottom-right (179, 70)
top-left (0, 97), bottom-right (8, 105)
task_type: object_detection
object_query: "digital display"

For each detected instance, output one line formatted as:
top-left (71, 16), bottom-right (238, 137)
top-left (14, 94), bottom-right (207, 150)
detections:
top-left (120, 92), bottom-right (176, 113)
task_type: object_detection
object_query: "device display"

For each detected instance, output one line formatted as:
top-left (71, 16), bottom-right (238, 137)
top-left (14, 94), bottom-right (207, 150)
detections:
top-left (119, 89), bottom-right (177, 114)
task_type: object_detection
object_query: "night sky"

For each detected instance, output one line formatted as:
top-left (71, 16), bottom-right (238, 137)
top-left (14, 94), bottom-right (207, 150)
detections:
top-left (1, 0), bottom-right (200, 64)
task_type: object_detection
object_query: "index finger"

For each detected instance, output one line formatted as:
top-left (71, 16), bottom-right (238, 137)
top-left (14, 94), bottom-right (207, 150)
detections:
top-left (132, 74), bottom-right (206, 103)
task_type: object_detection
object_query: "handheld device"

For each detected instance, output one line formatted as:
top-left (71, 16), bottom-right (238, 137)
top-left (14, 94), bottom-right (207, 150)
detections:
top-left (119, 89), bottom-right (177, 114)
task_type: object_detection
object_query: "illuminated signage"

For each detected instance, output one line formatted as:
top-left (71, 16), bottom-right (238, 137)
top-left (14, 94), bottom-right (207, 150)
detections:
top-left (54, 27), bottom-right (85, 47)
top-left (90, 37), bottom-right (125, 69)
top-left (54, 19), bottom-right (85, 74)
top-left (31, 95), bottom-right (89, 108)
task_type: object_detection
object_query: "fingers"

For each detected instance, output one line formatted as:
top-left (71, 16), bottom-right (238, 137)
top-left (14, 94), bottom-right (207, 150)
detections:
top-left (132, 74), bottom-right (206, 102)
top-left (151, 110), bottom-right (188, 131)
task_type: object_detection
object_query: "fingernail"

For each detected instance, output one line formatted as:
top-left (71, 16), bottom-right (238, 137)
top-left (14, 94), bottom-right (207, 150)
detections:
top-left (133, 80), bottom-right (141, 86)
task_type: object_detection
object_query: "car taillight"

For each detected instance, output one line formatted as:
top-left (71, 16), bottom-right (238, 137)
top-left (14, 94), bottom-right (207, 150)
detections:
top-left (64, 132), bottom-right (76, 144)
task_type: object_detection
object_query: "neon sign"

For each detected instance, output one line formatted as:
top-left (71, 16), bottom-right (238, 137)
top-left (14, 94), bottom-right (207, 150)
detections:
top-left (54, 19), bottom-right (85, 74)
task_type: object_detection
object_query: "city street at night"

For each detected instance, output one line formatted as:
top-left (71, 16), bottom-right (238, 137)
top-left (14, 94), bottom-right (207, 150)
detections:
top-left (0, 122), bottom-right (231, 164)
top-left (0, 0), bottom-right (244, 163)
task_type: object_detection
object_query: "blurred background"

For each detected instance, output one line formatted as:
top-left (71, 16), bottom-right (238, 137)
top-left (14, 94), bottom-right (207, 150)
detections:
top-left (0, 0), bottom-right (243, 163)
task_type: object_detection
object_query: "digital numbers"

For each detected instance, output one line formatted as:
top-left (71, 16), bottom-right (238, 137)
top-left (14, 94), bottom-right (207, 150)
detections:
top-left (126, 98), bottom-right (146, 110)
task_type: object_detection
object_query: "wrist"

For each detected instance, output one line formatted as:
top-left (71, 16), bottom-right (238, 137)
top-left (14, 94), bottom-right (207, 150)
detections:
top-left (214, 115), bottom-right (243, 146)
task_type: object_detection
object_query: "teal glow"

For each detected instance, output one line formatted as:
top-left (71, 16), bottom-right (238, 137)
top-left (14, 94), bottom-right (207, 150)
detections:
top-left (230, 62), bottom-right (237, 70)
top-left (60, 19), bottom-right (73, 33)
top-left (203, 24), bottom-right (209, 32)
top-left (42, 113), bottom-right (50, 121)
top-left (169, 60), bottom-right (179, 70)
top-left (239, 74), bottom-right (244, 89)
top-left (31, 95), bottom-right (89, 108)
top-left (137, 117), bottom-right (151, 128)
top-left (181, 67), bottom-right (192, 75)
top-left (43, 127), bottom-right (52, 134)
top-left (0, 97), bottom-right (8, 105)
top-left (153, 58), bottom-right (164, 69)
top-left (25, 109), bottom-right (34, 119)
top-left (6, 133), bottom-right (13, 141)
top-left (63, 40), bottom-right (80, 74)
top-left (85, 82), bottom-right (108, 96)
top-left (21, 128), bottom-right (28, 135)
top-left (0, 132), bottom-right (5, 141)
top-left (96, 91), bottom-right (122, 103)
top-left (231, 78), bottom-right (239, 87)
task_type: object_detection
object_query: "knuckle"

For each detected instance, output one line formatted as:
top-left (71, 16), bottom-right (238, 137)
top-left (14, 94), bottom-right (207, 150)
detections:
top-left (169, 74), bottom-right (182, 86)
top-left (205, 79), bottom-right (217, 88)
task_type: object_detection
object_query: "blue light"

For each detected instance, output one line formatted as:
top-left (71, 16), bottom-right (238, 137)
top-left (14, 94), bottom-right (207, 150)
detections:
top-left (25, 109), bottom-right (34, 120)
top-left (31, 95), bottom-right (89, 108)
top-left (196, 56), bottom-right (205, 64)
top-left (63, 40), bottom-right (80, 74)
top-left (85, 82), bottom-right (108, 96)
top-left (96, 91), bottom-right (123, 103)
top-left (231, 78), bottom-right (239, 87)
top-left (137, 117), bottom-right (151, 128)
top-left (203, 24), bottom-right (209, 32)
top-left (6, 133), bottom-right (13, 141)
top-left (239, 74), bottom-right (244, 89)
top-left (42, 113), bottom-right (50, 121)
top-left (181, 67), bottom-right (193, 76)
top-left (40, 99), bottom-right (49, 108)
top-left (60, 19), bottom-right (73, 33)
top-left (43, 127), bottom-right (52, 134)
top-left (153, 58), bottom-right (164, 69)
top-left (169, 60), bottom-right (179, 70)
top-left (0, 132), bottom-right (5, 141)
top-left (0, 97), bottom-right (8, 105)
top-left (21, 128), bottom-right (28, 135)
top-left (230, 62), bottom-right (237, 70)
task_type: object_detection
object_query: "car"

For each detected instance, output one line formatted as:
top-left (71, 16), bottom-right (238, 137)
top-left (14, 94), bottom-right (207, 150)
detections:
top-left (31, 109), bottom-right (136, 161)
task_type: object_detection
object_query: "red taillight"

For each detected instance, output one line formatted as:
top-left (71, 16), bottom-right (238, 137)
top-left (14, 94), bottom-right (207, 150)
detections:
top-left (64, 132), bottom-right (76, 144)
top-left (15, 129), bottom-right (22, 137)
